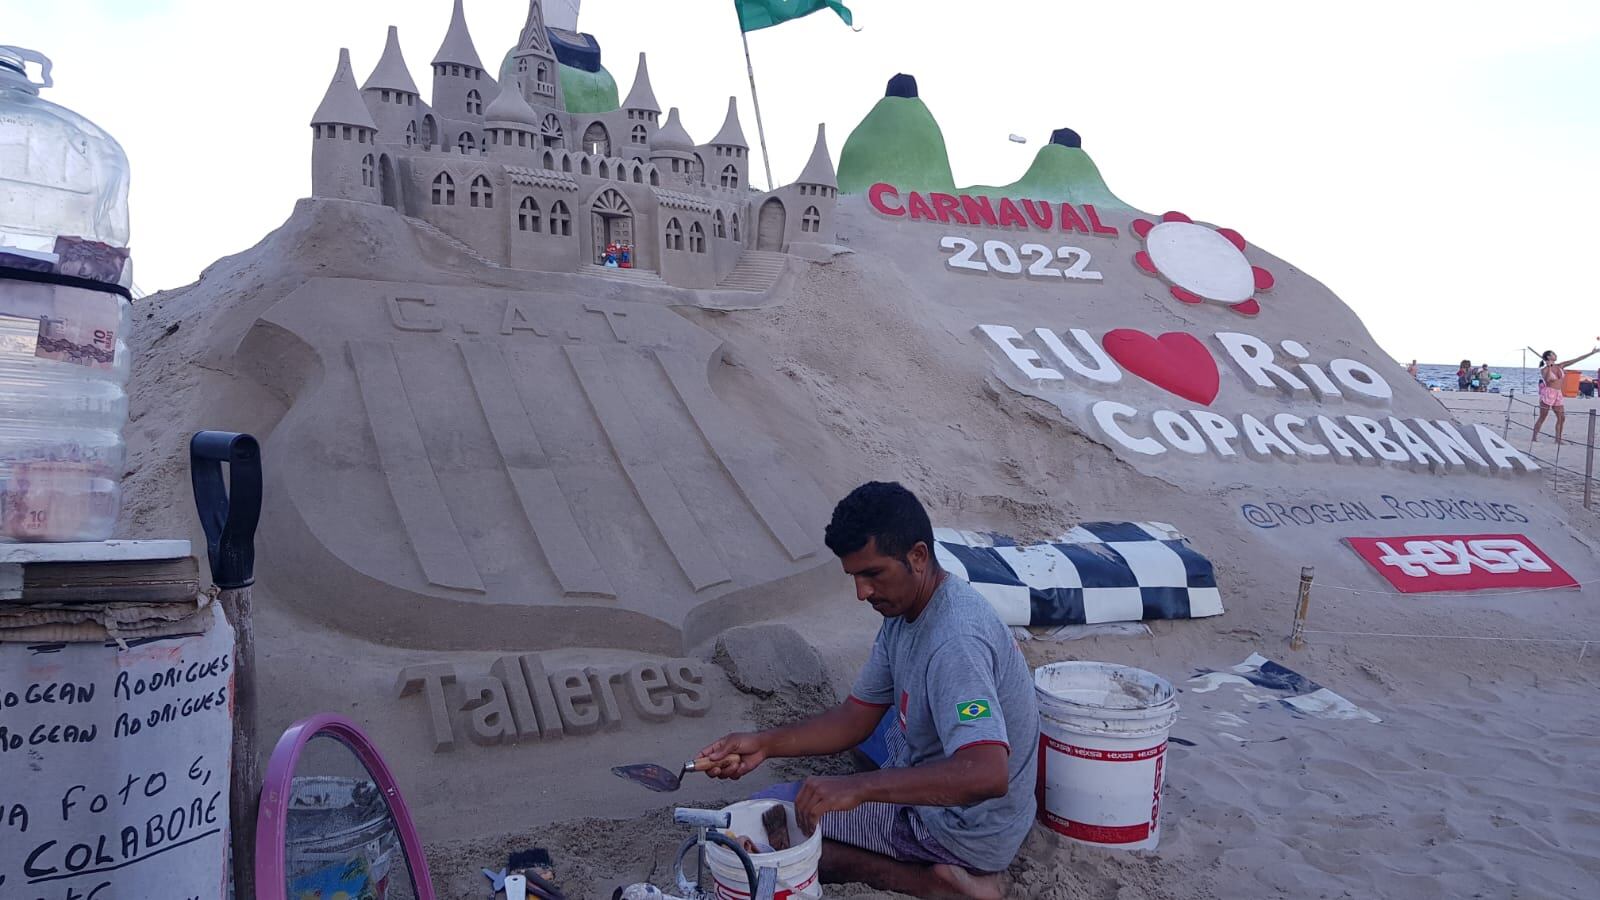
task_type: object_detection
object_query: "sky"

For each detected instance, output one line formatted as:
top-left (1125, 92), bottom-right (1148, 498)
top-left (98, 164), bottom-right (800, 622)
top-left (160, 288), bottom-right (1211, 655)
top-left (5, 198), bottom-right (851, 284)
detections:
top-left (8, 0), bottom-right (1600, 366)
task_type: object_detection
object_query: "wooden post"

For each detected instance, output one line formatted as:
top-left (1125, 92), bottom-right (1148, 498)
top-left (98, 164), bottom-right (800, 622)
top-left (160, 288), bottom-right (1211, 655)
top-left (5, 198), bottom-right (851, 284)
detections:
top-left (1585, 409), bottom-right (1597, 510)
top-left (1289, 566), bottom-right (1314, 650)
top-left (221, 585), bottom-right (258, 900)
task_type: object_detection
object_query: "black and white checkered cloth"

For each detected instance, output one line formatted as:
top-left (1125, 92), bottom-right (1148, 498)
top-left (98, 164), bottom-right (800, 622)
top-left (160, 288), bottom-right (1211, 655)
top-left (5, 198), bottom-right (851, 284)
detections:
top-left (933, 522), bottom-right (1224, 627)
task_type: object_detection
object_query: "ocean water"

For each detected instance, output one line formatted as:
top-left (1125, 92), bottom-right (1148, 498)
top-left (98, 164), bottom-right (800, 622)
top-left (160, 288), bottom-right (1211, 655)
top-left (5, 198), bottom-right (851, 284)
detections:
top-left (1408, 363), bottom-right (1598, 396)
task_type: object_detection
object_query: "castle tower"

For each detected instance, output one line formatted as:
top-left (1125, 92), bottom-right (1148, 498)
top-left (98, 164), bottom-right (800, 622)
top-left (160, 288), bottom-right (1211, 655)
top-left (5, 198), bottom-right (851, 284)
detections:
top-left (361, 26), bottom-right (421, 147)
top-left (483, 79), bottom-right (542, 161)
top-left (311, 48), bottom-right (380, 202)
top-left (432, 0), bottom-right (495, 153)
top-left (621, 52), bottom-right (661, 157)
top-left (703, 97), bottom-right (750, 192)
top-left (792, 123), bottom-right (838, 239)
top-left (510, 0), bottom-right (564, 111)
top-left (650, 107), bottom-right (701, 186)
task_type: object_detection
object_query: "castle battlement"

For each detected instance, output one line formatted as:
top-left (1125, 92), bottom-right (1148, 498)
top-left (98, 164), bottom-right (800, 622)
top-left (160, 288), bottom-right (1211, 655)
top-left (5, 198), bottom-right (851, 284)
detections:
top-left (309, 0), bottom-right (837, 290)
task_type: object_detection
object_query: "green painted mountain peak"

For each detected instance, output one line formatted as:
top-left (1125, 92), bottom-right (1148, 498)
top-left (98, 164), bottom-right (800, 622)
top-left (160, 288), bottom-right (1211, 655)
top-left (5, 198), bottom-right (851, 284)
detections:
top-left (966, 136), bottom-right (1129, 208)
top-left (838, 75), bottom-right (956, 195)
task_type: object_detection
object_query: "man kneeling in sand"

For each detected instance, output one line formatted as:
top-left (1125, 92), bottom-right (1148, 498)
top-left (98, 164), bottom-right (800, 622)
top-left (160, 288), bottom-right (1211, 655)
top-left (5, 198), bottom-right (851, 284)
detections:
top-left (700, 482), bottom-right (1039, 899)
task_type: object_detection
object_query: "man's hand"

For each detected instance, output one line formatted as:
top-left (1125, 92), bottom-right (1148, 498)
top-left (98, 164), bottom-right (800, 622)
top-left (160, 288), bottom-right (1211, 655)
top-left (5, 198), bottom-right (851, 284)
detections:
top-left (697, 732), bottom-right (769, 779)
top-left (795, 774), bottom-right (867, 835)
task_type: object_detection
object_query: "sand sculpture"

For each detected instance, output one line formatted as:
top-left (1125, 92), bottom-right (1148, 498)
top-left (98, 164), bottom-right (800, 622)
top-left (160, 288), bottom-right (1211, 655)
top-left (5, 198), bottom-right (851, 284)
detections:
top-left (120, 0), bottom-right (1597, 848)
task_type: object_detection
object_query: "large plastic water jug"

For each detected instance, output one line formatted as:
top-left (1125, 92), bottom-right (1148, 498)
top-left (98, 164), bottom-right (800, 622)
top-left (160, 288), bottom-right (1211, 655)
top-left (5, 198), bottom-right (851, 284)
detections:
top-left (0, 45), bottom-right (132, 541)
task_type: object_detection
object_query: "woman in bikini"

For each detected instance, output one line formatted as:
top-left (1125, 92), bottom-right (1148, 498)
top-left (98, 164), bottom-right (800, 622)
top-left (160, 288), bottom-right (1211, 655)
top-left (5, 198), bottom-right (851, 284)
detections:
top-left (1532, 346), bottom-right (1600, 443)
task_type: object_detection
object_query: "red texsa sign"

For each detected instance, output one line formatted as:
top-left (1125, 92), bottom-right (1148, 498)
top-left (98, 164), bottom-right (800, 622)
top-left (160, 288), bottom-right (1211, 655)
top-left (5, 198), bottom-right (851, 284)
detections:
top-left (1345, 534), bottom-right (1577, 593)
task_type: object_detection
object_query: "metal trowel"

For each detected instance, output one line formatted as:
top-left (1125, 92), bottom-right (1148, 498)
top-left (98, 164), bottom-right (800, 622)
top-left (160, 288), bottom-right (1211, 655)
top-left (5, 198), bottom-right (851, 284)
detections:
top-left (612, 754), bottom-right (742, 792)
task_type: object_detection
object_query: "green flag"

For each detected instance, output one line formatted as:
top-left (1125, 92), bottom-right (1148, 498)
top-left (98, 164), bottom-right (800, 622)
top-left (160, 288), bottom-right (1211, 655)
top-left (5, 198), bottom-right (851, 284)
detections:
top-left (735, 0), bottom-right (854, 32)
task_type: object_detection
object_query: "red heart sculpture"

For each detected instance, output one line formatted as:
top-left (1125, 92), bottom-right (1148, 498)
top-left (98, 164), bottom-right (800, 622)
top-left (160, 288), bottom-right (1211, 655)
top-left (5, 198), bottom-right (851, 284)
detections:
top-left (1101, 329), bottom-right (1220, 406)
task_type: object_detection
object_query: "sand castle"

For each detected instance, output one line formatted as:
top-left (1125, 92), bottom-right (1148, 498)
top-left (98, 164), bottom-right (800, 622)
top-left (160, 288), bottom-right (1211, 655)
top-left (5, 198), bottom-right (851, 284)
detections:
top-left (311, 0), bottom-right (837, 288)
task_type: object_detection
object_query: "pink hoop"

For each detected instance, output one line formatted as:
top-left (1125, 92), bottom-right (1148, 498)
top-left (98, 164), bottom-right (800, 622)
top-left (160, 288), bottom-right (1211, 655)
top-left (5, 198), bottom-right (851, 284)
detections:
top-left (255, 713), bottom-right (436, 900)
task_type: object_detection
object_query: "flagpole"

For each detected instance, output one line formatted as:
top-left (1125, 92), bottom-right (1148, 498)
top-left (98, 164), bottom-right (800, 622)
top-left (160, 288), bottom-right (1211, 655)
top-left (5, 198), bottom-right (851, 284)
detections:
top-left (739, 27), bottom-right (777, 191)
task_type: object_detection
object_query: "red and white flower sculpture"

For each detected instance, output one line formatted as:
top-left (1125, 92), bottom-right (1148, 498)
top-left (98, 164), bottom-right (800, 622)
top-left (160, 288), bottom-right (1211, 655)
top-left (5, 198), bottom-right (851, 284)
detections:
top-left (1131, 211), bottom-right (1275, 316)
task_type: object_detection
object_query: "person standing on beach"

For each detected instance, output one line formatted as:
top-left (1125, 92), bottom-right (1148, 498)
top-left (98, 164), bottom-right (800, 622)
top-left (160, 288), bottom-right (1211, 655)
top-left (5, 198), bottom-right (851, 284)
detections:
top-left (1532, 347), bottom-right (1600, 443)
top-left (699, 482), bottom-right (1037, 900)
top-left (1476, 363), bottom-right (1492, 392)
top-left (1407, 360), bottom-right (1419, 380)
top-left (1457, 359), bottom-right (1472, 391)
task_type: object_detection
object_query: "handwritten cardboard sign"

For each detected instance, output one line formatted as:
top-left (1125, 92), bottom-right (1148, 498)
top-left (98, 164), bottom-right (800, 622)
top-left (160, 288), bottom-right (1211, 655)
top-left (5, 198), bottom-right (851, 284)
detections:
top-left (0, 605), bottom-right (232, 900)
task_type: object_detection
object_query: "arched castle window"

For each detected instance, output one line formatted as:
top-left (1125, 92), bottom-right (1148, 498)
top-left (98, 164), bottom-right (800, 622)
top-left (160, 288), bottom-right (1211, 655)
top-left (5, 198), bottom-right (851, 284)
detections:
top-left (550, 201), bottom-right (572, 236)
top-left (598, 160), bottom-right (609, 180)
top-left (714, 210), bottom-right (726, 239)
top-left (665, 218), bottom-right (683, 251)
top-left (470, 175), bottom-right (493, 208)
top-left (458, 132), bottom-right (476, 153)
top-left (720, 165), bottom-right (739, 189)
top-left (631, 124), bottom-right (647, 145)
top-left (580, 157), bottom-right (592, 176)
top-left (730, 213), bottom-right (740, 242)
top-left (561, 155), bottom-right (572, 173)
top-left (649, 169), bottom-right (659, 186)
top-left (519, 197), bottom-right (540, 232)
top-left (543, 151), bottom-right (555, 170)
top-left (361, 154), bottom-right (375, 188)
top-left (404, 120), bottom-right (416, 147)
top-left (541, 114), bottom-right (564, 148)
top-left (632, 165), bottom-right (643, 184)
top-left (536, 62), bottom-right (549, 84)
top-left (689, 222), bottom-right (706, 253)
top-left (802, 206), bottom-right (821, 233)
top-left (422, 115), bottom-right (437, 149)
top-left (518, 58), bottom-right (528, 73)
top-left (466, 90), bottom-right (482, 116)
top-left (582, 122), bottom-right (610, 157)
top-left (431, 172), bottom-right (455, 205)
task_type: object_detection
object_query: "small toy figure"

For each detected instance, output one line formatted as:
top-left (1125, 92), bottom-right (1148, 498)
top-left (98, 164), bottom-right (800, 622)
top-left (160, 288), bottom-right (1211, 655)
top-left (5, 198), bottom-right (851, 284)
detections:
top-left (619, 243), bottom-right (632, 268)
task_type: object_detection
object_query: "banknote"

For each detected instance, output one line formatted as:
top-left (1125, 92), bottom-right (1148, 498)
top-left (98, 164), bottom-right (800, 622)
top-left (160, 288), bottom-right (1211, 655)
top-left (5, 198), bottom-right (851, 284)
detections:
top-left (34, 309), bottom-right (117, 368)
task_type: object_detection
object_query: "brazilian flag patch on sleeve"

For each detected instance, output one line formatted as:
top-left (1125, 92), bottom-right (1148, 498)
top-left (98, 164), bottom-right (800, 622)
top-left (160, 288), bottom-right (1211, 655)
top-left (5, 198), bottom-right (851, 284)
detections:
top-left (957, 699), bottom-right (993, 722)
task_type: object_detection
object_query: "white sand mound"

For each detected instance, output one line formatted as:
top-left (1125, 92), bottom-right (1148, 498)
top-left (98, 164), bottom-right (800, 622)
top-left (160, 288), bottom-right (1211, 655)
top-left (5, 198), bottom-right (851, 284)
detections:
top-left (120, 182), bottom-right (1600, 896)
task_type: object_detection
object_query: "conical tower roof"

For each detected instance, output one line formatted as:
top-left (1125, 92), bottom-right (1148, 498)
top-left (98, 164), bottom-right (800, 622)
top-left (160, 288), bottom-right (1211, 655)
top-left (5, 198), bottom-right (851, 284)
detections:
top-left (312, 48), bottom-right (377, 129)
top-left (363, 26), bottom-right (420, 95)
top-left (709, 96), bottom-right (748, 147)
top-left (621, 52), bottom-right (659, 113)
top-left (485, 79), bottom-right (541, 127)
top-left (433, 0), bottom-right (486, 70)
top-left (517, 0), bottom-right (554, 53)
top-left (653, 107), bottom-right (695, 152)
top-left (796, 124), bottom-right (836, 188)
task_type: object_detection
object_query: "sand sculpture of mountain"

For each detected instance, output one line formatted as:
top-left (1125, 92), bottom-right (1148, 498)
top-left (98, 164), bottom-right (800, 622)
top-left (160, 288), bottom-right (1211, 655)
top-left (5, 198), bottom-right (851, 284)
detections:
top-left (120, 2), bottom-right (1597, 847)
top-left (837, 74), bottom-right (958, 194)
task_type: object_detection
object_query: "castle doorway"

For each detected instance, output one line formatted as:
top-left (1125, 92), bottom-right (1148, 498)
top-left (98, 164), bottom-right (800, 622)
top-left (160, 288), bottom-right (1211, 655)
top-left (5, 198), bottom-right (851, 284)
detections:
top-left (378, 154), bottom-right (399, 211)
top-left (757, 198), bottom-right (786, 252)
top-left (590, 189), bottom-right (635, 265)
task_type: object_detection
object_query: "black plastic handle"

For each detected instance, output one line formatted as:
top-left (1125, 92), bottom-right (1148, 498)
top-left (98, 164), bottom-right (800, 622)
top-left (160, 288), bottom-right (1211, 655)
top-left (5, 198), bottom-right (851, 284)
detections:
top-left (189, 431), bottom-right (262, 589)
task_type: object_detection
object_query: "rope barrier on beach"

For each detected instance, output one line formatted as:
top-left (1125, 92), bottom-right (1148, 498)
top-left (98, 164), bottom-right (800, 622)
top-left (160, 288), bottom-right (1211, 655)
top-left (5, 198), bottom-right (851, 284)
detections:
top-left (1302, 629), bottom-right (1594, 645)
top-left (1310, 576), bottom-right (1600, 599)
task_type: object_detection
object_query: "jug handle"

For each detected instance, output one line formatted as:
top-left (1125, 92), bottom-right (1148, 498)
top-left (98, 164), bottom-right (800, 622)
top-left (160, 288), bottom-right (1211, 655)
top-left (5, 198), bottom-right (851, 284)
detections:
top-left (0, 46), bottom-right (53, 89)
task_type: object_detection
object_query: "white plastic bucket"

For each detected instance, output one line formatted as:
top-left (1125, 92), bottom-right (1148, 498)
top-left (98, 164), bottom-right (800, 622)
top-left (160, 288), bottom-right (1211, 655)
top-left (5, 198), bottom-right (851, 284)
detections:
top-left (1034, 661), bottom-right (1179, 851)
top-left (705, 800), bottom-right (822, 900)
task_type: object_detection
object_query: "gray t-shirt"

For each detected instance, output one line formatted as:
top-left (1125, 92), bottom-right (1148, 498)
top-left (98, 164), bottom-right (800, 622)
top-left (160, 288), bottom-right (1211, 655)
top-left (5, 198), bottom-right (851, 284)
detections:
top-left (850, 573), bottom-right (1040, 871)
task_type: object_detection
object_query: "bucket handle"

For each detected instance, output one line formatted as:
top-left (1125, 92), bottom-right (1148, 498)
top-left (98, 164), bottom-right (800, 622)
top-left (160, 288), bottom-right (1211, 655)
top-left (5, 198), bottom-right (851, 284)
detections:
top-left (674, 830), bottom-right (762, 899)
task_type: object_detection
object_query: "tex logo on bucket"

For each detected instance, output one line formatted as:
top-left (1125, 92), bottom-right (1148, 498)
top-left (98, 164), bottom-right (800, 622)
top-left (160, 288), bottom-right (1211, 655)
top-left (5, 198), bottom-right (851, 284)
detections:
top-left (1345, 533), bottom-right (1577, 594)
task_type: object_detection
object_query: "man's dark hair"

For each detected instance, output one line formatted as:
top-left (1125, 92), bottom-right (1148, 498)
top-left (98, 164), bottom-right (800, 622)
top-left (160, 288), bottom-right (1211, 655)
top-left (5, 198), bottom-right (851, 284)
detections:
top-left (824, 481), bottom-right (936, 563)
